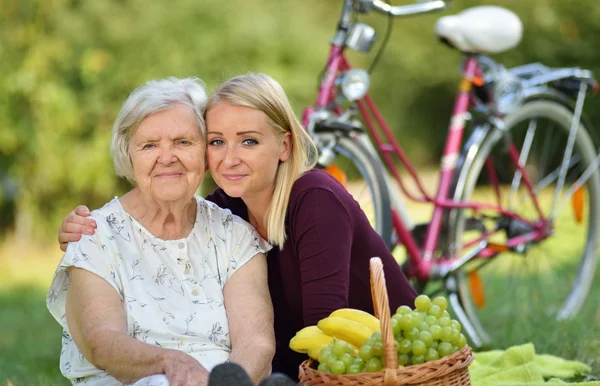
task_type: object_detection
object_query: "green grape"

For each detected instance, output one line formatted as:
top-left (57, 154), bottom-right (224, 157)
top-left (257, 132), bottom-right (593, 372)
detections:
top-left (358, 345), bottom-right (374, 362)
top-left (452, 345), bottom-right (460, 353)
top-left (371, 331), bottom-right (383, 343)
top-left (399, 314), bottom-right (414, 331)
top-left (451, 320), bottom-right (462, 333)
top-left (397, 338), bottom-right (412, 354)
top-left (425, 347), bottom-right (440, 362)
top-left (365, 357), bottom-right (383, 373)
top-left (427, 304), bottom-right (443, 318)
top-left (352, 358), bottom-right (366, 371)
top-left (429, 324), bottom-right (442, 340)
top-left (347, 364), bottom-right (361, 374)
top-left (412, 355), bottom-right (426, 365)
top-left (438, 341), bottom-right (454, 357)
top-left (412, 311), bottom-right (426, 324)
top-left (341, 352), bottom-right (354, 367)
top-left (318, 363), bottom-right (331, 373)
top-left (430, 340), bottom-right (439, 349)
top-left (424, 315), bottom-right (438, 326)
top-left (396, 305), bottom-right (412, 315)
top-left (391, 315), bottom-right (402, 336)
top-left (372, 341), bottom-right (384, 357)
top-left (398, 354), bottom-right (410, 366)
top-left (318, 347), bottom-right (332, 364)
top-left (331, 361), bottom-right (346, 375)
top-left (404, 327), bottom-right (420, 341)
top-left (442, 310), bottom-right (451, 318)
top-left (432, 296), bottom-right (448, 311)
top-left (327, 356), bottom-right (339, 369)
top-left (344, 340), bottom-right (356, 354)
top-left (441, 326), bottom-right (453, 342)
top-left (332, 340), bottom-right (348, 357)
top-left (450, 329), bottom-right (461, 345)
top-left (414, 294), bottom-right (432, 312)
top-left (438, 316), bottom-right (452, 327)
top-left (457, 334), bottom-right (467, 348)
top-left (417, 321), bottom-right (430, 332)
top-left (419, 330), bottom-right (433, 347)
top-left (411, 339), bottom-right (426, 356)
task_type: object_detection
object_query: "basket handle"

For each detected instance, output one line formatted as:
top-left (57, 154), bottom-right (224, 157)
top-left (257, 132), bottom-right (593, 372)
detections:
top-left (369, 257), bottom-right (398, 386)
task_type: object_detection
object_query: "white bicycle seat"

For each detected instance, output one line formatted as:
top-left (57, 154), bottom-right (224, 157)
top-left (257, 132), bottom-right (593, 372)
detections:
top-left (434, 6), bottom-right (523, 54)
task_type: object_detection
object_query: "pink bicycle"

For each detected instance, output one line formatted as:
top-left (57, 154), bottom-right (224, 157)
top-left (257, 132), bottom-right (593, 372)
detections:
top-left (303, 0), bottom-right (600, 348)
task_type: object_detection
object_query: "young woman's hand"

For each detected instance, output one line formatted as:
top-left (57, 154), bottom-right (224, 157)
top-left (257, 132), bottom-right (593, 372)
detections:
top-left (58, 205), bottom-right (97, 251)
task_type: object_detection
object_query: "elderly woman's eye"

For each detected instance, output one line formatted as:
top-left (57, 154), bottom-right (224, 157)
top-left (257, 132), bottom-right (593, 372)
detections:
top-left (142, 143), bottom-right (155, 150)
top-left (242, 138), bottom-right (258, 146)
top-left (178, 140), bottom-right (191, 146)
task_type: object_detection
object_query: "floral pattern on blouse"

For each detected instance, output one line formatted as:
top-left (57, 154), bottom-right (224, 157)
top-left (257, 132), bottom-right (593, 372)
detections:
top-left (46, 195), bottom-right (271, 386)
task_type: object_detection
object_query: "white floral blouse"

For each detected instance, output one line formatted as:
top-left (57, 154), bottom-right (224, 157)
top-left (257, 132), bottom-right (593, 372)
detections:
top-left (46, 195), bottom-right (271, 386)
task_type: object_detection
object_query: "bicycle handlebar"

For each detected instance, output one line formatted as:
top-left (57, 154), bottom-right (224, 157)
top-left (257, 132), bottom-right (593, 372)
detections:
top-left (370, 0), bottom-right (448, 17)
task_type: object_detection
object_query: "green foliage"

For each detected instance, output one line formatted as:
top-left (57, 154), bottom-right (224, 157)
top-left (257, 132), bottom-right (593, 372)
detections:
top-left (1, 0), bottom-right (599, 240)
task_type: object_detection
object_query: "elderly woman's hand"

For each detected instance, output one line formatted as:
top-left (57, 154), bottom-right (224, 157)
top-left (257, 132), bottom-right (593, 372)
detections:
top-left (163, 350), bottom-right (210, 386)
top-left (58, 205), bottom-right (97, 251)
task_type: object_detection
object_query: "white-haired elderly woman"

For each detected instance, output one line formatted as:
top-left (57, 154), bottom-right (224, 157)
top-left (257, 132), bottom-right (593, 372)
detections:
top-left (46, 77), bottom-right (274, 386)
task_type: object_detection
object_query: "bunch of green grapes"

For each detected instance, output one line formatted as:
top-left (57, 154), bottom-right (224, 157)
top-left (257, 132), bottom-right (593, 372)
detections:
top-left (391, 294), bottom-right (467, 366)
top-left (317, 339), bottom-right (366, 375)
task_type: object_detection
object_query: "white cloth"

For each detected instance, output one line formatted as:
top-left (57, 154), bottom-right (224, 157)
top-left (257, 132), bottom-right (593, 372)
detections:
top-left (47, 195), bottom-right (271, 386)
top-left (130, 375), bottom-right (169, 386)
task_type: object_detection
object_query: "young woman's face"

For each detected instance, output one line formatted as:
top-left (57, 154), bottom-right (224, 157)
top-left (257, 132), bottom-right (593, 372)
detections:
top-left (128, 103), bottom-right (205, 203)
top-left (205, 101), bottom-right (291, 200)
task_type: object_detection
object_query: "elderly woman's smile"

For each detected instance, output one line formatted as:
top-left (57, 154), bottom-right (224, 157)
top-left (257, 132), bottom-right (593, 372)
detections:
top-left (129, 103), bottom-right (205, 202)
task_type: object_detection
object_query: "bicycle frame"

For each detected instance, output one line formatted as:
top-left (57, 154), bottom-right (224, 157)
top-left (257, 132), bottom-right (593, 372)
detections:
top-left (302, 49), bottom-right (552, 282)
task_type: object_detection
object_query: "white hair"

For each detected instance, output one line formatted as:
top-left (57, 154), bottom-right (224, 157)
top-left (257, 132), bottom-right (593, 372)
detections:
top-left (110, 77), bottom-right (208, 183)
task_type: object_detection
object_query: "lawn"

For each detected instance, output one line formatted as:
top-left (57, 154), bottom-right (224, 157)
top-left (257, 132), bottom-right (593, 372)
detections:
top-left (0, 245), bottom-right (66, 386)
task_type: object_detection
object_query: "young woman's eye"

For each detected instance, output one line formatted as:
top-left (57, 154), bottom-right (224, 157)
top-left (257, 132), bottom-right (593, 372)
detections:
top-left (209, 139), bottom-right (224, 146)
top-left (242, 138), bottom-right (258, 146)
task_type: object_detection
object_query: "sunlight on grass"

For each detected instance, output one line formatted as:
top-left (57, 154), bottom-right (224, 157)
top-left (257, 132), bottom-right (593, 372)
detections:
top-left (0, 241), bottom-right (67, 386)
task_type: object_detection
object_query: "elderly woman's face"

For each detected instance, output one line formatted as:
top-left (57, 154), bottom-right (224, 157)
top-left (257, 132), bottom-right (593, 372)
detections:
top-left (128, 103), bottom-right (205, 202)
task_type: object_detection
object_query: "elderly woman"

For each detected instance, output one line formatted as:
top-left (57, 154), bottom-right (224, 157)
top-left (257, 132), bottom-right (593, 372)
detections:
top-left (46, 77), bottom-right (274, 386)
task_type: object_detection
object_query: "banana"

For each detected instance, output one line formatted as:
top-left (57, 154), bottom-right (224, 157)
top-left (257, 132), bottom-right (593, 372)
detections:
top-left (295, 325), bottom-right (323, 337)
top-left (307, 343), bottom-right (330, 360)
top-left (330, 308), bottom-right (381, 332)
top-left (289, 332), bottom-right (334, 354)
top-left (317, 316), bottom-right (374, 348)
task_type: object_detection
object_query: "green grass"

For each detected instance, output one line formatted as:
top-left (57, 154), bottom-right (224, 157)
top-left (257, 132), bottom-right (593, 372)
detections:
top-left (0, 244), bottom-right (67, 386)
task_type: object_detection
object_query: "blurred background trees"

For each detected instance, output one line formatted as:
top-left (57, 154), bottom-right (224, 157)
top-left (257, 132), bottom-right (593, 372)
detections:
top-left (1, 0), bottom-right (599, 242)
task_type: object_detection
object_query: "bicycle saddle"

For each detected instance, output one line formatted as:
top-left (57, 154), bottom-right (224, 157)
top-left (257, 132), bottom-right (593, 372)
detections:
top-left (434, 6), bottom-right (522, 54)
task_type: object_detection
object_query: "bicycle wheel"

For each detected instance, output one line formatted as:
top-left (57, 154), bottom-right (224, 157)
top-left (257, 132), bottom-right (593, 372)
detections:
top-left (450, 99), bottom-right (600, 346)
top-left (314, 133), bottom-right (393, 248)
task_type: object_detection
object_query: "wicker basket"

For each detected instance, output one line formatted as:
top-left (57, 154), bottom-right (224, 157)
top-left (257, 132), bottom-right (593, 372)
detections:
top-left (298, 257), bottom-right (474, 386)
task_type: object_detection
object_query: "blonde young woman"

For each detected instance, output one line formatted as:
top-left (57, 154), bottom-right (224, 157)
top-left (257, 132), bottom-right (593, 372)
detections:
top-left (57, 73), bottom-right (417, 379)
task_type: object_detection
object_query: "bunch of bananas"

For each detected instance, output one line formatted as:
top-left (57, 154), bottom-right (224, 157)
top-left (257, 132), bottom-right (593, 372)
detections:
top-left (289, 308), bottom-right (380, 360)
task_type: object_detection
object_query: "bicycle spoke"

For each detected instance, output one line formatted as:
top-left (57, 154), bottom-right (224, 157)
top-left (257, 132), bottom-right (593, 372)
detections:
top-left (550, 84), bottom-right (588, 220)
top-left (555, 151), bottom-right (600, 218)
top-left (508, 118), bottom-right (537, 210)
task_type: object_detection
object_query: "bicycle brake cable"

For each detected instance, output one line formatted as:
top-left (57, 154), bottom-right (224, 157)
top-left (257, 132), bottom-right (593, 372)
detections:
top-left (368, 1), bottom-right (393, 74)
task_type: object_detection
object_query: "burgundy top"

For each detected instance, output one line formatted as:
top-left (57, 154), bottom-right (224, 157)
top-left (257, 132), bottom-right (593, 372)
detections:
top-left (207, 169), bottom-right (417, 379)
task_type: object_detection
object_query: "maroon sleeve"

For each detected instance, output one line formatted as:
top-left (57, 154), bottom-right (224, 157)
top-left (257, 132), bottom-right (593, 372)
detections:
top-left (290, 188), bottom-right (354, 327)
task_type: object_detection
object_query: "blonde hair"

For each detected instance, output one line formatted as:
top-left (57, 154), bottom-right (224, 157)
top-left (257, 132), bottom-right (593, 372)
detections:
top-left (207, 73), bottom-right (318, 247)
top-left (111, 77), bottom-right (208, 183)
